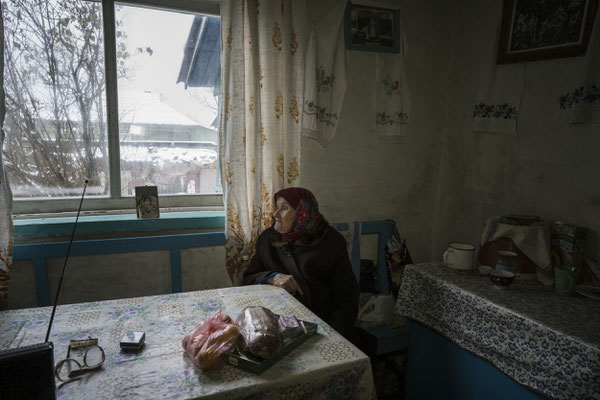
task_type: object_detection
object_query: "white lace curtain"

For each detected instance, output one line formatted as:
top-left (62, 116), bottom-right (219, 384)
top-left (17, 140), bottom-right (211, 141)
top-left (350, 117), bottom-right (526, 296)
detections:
top-left (0, 4), bottom-right (14, 310)
top-left (220, 0), bottom-right (305, 284)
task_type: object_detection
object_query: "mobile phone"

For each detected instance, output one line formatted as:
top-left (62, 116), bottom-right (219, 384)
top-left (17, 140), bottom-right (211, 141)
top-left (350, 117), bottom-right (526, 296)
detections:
top-left (120, 331), bottom-right (145, 351)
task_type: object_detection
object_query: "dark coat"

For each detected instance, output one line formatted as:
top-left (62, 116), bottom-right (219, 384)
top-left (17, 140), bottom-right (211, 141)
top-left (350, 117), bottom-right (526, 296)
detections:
top-left (241, 226), bottom-right (359, 340)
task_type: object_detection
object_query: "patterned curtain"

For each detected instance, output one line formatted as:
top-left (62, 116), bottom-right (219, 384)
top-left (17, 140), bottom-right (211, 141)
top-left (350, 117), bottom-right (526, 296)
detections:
top-left (220, 0), bottom-right (305, 284)
top-left (0, 3), bottom-right (14, 310)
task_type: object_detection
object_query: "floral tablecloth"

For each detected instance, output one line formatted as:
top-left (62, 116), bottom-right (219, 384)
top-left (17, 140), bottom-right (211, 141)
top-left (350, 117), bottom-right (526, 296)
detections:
top-left (395, 262), bottom-right (600, 400)
top-left (0, 285), bottom-right (375, 400)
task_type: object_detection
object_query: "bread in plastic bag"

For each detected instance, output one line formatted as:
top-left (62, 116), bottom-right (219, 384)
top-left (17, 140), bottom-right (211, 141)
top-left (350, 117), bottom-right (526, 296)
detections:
top-left (236, 306), bottom-right (280, 359)
top-left (182, 310), bottom-right (240, 370)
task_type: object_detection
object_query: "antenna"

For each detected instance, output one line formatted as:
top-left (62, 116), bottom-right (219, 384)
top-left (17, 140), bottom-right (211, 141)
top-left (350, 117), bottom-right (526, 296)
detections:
top-left (44, 179), bottom-right (89, 343)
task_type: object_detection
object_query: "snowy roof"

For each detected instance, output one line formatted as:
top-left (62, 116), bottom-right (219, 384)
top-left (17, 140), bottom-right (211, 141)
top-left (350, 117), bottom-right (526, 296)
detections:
top-left (177, 16), bottom-right (221, 89)
top-left (119, 90), bottom-right (211, 128)
top-left (27, 84), bottom-right (217, 130)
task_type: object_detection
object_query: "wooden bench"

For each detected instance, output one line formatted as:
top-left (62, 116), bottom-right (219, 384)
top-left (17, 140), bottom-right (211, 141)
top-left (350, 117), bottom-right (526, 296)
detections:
top-left (13, 232), bottom-right (225, 307)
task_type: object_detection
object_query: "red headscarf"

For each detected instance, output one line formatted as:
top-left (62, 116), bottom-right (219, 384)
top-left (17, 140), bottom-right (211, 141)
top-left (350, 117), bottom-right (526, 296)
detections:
top-left (274, 187), bottom-right (323, 243)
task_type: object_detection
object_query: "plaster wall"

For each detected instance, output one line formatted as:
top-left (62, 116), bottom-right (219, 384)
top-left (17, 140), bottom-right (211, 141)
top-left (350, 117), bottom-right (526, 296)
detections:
top-left (433, 0), bottom-right (600, 261)
top-left (302, 0), bottom-right (452, 263)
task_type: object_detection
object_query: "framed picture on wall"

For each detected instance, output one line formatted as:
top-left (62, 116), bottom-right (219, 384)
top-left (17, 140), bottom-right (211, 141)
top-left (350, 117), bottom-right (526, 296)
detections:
top-left (135, 186), bottom-right (160, 219)
top-left (498, 0), bottom-right (599, 64)
top-left (344, 2), bottom-right (400, 53)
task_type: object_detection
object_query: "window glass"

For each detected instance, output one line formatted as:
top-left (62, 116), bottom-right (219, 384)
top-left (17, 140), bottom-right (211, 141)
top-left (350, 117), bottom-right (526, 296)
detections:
top-left (3, 0), bottom-right (109, 198)
top-left (116, 4), bottom-right (221, 196)
top-left (3, 0), bottom-right (222, 207)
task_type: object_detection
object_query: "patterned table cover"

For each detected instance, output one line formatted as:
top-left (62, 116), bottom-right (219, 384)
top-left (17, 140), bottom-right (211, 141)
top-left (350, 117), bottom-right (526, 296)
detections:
top-left (395, 263), bottom-right (600, 400)
top-left (0, 285), bottom-right (375, 400)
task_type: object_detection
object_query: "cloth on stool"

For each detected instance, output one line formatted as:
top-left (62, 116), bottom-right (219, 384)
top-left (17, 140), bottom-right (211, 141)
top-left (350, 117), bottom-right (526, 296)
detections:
top-left (480, 216), bottom-right (553, 286)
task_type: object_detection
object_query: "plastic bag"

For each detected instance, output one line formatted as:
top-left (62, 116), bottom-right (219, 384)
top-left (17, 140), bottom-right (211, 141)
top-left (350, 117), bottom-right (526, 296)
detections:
top-left (356, 294), bottom-right (396, 328)
top-left (182, 310), bottom-right (240, 370)
top-left (278, 315), bottom-right (307, 341)
top-left (385, 219), bottom-right (413, 298)
top-left (236, 306), bottom-right (280, 359)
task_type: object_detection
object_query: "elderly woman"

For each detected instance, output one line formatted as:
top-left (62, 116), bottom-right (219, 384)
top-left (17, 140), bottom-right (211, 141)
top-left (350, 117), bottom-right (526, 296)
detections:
top-left (242, 187), bottom-right (359, 340)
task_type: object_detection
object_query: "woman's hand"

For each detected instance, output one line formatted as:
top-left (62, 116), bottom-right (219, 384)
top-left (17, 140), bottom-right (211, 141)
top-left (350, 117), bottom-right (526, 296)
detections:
top-left (268, 273), bottom-right (304, 296)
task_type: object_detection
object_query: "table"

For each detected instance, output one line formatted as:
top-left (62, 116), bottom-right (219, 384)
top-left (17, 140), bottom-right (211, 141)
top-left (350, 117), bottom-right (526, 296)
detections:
top-left (0, 285), bottom-right (375, 399)
top-left (395, 262), bottom-right (600, 400)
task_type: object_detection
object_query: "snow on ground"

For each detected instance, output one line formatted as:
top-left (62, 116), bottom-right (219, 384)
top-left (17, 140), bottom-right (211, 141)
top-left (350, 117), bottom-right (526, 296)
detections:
top-left (120, 145), bottom-right (217, 166)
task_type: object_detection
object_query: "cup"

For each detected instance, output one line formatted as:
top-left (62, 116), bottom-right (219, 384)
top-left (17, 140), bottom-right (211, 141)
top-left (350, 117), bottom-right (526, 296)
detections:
top-left (554, 265), bottom-right (580, 296)
top-left (443, 242), bottom-right (475, 270)
top-left (496, 250), bottom-right (519, 274)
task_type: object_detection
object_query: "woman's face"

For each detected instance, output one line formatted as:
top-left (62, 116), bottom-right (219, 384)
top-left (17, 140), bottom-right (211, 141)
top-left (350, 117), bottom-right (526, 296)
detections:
top-left (273, 196), bottom-right (295, 234)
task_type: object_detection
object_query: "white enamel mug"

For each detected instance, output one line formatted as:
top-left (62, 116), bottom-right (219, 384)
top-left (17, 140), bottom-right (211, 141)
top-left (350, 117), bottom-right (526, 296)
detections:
top-left (443, 242), bottom-right (475, 270)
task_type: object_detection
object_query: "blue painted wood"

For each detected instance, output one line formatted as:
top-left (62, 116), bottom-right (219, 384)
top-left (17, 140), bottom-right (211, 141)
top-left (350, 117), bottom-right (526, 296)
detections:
top-left (14, 211), bottom-right (225, 239)
top-left (13, 232), bottom-right (225, 306)
top-left (361, 220), bottom-right (392, 295)
top-left (170, 249), bottom-right (183, 293)
top-left (364, 324), bottom-right (410, 354)
top-left (405, 321), bottom-right (548, 400)
top-left (13, 232), bottom-right (225, 259)
top-left (332, 222), bottom-right (362, 279)
top-left (353, 220), bottom-right (412, 356)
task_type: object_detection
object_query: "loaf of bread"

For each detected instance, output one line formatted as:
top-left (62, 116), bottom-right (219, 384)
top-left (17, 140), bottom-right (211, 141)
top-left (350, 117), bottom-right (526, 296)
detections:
top-left (236, 306), bottom-right (281, 359)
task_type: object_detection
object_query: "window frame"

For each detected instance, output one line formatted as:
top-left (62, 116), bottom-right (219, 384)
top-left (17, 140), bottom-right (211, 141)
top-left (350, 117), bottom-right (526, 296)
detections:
top-left (10, 0), bottom-right (222, 215)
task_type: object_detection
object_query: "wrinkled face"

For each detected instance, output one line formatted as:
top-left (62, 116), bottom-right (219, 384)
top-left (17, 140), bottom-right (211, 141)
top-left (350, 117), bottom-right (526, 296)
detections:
top-left (273, 196), bottom-right (295, 234)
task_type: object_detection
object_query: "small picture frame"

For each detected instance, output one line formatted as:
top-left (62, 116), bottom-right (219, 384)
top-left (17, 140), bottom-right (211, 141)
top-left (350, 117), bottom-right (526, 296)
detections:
top-left (120, 331), bottom-right (145, 351)
top-left (497, 0), bottom-right (599, 64)
top-left (345, 2), bottom-right (400, 53)
top-left (135, 186), bottom-right (160, 219)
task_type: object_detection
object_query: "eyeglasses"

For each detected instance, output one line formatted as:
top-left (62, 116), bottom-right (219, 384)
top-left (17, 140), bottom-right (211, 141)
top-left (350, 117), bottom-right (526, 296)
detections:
top-left (54, 337), bottom-right (105, 388)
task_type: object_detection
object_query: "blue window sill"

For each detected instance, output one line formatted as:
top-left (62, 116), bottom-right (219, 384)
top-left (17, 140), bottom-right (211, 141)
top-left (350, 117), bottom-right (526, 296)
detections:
top-left (13, 211), bottom-right (225, 240)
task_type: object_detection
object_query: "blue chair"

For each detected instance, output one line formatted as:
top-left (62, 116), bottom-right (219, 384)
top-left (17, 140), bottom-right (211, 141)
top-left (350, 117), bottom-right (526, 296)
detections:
top-left (334, 220), bottom-right (411, 356)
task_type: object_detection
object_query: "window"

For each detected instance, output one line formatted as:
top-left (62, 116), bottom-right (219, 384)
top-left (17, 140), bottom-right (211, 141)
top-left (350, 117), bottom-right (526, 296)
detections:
top-left (3, 0), bottom-right (222, 214)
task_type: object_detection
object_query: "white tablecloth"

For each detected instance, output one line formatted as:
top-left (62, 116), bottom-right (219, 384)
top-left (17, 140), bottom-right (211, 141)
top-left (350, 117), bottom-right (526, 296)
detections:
top-left (0, 285), bottom-right (375, 399)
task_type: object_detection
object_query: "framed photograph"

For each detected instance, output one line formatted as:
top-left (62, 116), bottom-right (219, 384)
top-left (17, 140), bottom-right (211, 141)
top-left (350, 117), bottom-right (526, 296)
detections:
top-left (498, 0), bottom-right (599, 64)
top-left (135, 186), bottom-right (160, 219)
top-left (345, 2), bottom-right (400, 53)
